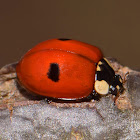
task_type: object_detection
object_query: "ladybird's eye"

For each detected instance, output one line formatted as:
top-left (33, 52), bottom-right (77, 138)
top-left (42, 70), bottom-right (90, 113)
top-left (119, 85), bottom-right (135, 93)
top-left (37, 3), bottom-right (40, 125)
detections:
top-left (47, 63), bottom-right (60, 82)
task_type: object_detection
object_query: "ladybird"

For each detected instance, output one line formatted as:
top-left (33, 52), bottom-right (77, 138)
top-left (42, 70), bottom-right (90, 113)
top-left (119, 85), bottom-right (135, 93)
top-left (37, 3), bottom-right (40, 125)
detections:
top-left (16, 39), bottom-right (124, 102)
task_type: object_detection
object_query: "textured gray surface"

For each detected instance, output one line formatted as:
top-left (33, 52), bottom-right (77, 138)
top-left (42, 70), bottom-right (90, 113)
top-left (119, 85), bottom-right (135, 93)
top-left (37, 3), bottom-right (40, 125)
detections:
top-left (0, 96), bottom-right (139, 140)
top-left (0, 61), bottom-right (140, 140)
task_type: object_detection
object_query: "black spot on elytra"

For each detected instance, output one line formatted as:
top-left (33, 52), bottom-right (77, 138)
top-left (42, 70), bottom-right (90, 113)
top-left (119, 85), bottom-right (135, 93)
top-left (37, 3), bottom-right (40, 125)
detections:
top-left (58, 38), bottom-right (71, 41)
top-left (47, 63), bottom-right (60, 82)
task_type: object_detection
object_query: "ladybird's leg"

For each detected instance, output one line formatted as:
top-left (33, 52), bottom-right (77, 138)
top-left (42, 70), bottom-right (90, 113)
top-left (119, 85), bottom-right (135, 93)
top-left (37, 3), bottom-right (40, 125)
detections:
top-left (113, 90), bottom-right (123, 105)
top-left (113, 94), bottom-right (119, 105)
top-left (123, 72), bottom-right (129, 83)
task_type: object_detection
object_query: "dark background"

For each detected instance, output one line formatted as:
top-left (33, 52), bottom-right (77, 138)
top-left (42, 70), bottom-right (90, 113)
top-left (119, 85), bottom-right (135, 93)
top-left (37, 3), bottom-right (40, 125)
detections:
top-left (0, 1), bottom-right (140, 70)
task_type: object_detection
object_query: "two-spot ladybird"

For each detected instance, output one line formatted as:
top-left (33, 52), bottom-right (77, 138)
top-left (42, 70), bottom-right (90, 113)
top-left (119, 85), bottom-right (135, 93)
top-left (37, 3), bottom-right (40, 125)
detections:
top-left (16, 39), bottom-right (124, 102)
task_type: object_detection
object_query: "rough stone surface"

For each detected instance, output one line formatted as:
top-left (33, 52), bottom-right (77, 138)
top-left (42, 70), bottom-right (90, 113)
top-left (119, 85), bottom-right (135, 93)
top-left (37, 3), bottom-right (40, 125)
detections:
top-left (0, 58), bottom-right (139, 140)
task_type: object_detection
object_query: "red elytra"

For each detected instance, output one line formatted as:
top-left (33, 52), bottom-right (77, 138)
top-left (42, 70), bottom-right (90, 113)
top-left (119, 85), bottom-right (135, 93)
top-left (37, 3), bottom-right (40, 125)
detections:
top-left (16, 39), bottom-right (103, 99)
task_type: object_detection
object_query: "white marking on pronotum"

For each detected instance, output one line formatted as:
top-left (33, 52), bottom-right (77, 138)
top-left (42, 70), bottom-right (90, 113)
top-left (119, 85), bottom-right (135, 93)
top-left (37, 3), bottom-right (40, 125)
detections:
top-left (94, 80), bottom-right (109, 95)
top-left (98, 61), bottom-right (103, 65)
top-left (103, 58), bottom-right (112, 68)
top-left (96, 65), bottom-right (101, 71)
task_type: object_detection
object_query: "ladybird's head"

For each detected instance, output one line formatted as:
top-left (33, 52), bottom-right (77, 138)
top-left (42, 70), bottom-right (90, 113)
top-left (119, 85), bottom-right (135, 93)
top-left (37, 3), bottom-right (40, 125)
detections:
top-left (94, 58), bottom-right (124, 98)
top-left (109, 74), bottom-right (124, 96)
